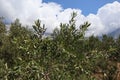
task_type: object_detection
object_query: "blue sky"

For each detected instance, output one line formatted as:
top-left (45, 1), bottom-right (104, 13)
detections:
top-left (43, 0), bottom-right (120, 15)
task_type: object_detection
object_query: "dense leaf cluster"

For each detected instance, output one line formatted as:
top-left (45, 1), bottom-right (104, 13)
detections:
top-left (0, 13), bottom-right (120, 80)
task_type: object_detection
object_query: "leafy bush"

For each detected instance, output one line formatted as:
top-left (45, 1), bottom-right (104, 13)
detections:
top-left (0, 13), bottom-right (120, 80)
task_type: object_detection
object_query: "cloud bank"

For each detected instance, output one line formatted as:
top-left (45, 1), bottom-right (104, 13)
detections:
top-left (0, 0), bottom-right (120, 36)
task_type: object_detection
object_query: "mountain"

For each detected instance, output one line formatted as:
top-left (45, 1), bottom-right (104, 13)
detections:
top-left (108, 28), bottom-right (120, 39)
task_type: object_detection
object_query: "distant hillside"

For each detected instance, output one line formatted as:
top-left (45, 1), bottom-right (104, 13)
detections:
top-left (108, 28), bottom-right (120, 38)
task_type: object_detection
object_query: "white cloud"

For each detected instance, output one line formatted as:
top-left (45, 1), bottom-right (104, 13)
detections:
top-left (86, 14), bottom-right (105, 36)
top-left (97, 1), bottom-right (120, 34)
top-left (0, 0), bottom-right (42, 24)
top-left (0, 0), bottom-right (120, 36)
top-left (86, 1), bottom-right (120, 36)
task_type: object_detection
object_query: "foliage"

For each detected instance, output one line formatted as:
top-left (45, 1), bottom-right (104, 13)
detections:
top-left (0, 13), bottom-right (120, 80)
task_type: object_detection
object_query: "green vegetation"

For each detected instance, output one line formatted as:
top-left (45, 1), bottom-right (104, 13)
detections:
top-left (0, 13), bottom-right (120, 80)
